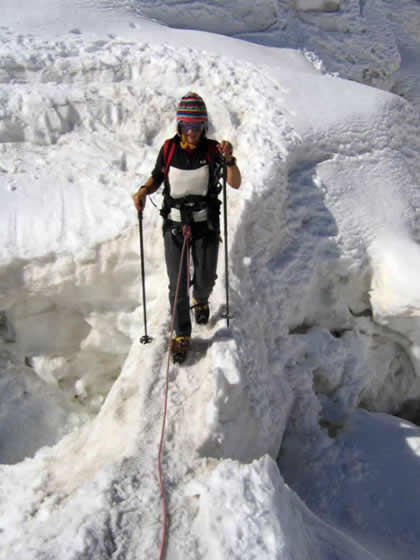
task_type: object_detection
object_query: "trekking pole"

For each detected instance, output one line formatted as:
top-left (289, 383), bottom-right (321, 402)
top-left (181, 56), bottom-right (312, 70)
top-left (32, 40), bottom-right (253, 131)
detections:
top-left (222, 160), bottom-right (231, 327)
top-left (138, 208), bottom-right (152, 344)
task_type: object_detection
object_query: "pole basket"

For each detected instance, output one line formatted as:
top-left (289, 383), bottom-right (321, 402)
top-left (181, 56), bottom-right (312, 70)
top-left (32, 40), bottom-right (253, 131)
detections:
top-left (140, 334), bottom-right (153, 344)
top-left (222, 310), bottom-right (233, 326)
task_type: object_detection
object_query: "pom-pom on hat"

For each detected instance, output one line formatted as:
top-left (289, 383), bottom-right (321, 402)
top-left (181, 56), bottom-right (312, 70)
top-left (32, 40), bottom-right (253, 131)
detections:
top-left (176, 92), bottom-right (208, 131)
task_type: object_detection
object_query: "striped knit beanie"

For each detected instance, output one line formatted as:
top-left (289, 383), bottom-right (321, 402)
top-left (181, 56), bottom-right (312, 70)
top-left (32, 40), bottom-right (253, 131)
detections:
top-left (176, 92), bottom-right (208, 131)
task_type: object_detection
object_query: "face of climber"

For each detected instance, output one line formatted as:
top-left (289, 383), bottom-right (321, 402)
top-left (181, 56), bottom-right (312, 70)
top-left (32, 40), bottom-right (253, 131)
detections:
top-left (179, 121), bottom-right (204, 145)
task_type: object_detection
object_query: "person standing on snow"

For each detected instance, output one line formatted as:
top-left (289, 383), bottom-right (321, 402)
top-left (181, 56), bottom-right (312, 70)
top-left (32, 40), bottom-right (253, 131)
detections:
top-left (132, 92), bottom-right (241, 363)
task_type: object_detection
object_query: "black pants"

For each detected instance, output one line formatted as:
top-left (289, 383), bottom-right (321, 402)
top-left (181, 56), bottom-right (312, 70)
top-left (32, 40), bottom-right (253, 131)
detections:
top-left (164, 221), bottom-right (219, 337)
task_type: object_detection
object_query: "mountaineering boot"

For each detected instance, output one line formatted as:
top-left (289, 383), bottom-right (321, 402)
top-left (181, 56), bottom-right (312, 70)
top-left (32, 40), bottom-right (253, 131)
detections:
top-left (192, 298), bottom-right (210, 325)
top-left (171, 336), bottom-right (191, 364)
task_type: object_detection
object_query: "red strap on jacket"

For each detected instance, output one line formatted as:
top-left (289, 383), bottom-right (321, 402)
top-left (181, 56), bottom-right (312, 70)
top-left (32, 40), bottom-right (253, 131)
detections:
top-left (163, 139), bottom-right (176, 181)
top-left (206, 141), bottom-right (219, 164)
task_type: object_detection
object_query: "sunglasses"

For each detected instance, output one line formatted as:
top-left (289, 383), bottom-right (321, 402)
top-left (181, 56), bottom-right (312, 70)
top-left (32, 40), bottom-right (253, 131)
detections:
top-left (179, 121), bottom-right (204, 133)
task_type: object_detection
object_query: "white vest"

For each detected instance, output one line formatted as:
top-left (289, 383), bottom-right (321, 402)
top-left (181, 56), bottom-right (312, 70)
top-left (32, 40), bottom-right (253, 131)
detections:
top-left (167, 164), bottom-right (210, 222)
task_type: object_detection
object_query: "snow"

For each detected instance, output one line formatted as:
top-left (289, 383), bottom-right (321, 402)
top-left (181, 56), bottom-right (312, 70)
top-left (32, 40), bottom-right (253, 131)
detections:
top-left (2, 0), bottom-right (420, 559)
top-left (281, 410), bottom-right (420, 560)
top-left (193, 456), bottom-right (378, 560)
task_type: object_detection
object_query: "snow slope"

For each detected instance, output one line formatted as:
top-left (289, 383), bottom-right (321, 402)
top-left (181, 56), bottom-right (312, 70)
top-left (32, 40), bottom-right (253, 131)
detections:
top-left (2, 1), bottom-right (420, 559)
top-left (281, 410), bottom-right (420, 560)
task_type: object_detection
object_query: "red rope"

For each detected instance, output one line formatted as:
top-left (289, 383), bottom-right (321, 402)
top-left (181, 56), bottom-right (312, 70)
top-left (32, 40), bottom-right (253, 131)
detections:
top-left (158, 225), bottom-right (191, 560)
